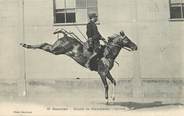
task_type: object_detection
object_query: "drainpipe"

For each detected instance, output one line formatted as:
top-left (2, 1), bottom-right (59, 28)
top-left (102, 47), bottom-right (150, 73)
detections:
top-left (131, 0), bottom-right (143, 99)
top-left (18, 0), bottom-right (27, 97)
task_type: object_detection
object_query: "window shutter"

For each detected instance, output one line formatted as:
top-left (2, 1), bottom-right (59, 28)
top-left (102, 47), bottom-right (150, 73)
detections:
top-left (76, 0), bottom-right (87, 9)
top-left (183, 5), bottom-right (184, 17)
top-left (87, 7), bottom-right (97, 15)
top-left (170, 6), bottom-right (182, 18)
top-left (55, 0), bottom-right (65, 9)
top-left (87, 0), bottom-right (97, 7)
top-left (170, 0), bottom-right (184, 19)
top-left (76, 9), bottom-right (88, 23)
top-left (87, 0), bottom-right (98, 16)
top-left (170, 0), bottom-right (184, 3)
top-left (66, 0), bottom-right (76, 8)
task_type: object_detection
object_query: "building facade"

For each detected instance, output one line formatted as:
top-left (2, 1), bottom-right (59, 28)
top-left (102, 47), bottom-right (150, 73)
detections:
top-left (0, 0), bottom-right (184, 97)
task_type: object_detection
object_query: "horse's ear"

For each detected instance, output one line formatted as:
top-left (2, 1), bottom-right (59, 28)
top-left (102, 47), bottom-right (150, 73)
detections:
top-left (120, 31), bottom-right (125, 36)
top-left (108, 37), bottom-right (113, 42)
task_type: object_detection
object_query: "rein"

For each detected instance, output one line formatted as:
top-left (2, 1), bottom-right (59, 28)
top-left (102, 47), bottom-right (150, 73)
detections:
top-left (102, 39), bottom-right (121, 49)
top-left (102, 40), bottom-right (121, 67)
top-left (102, 34), bottom-right (130, 66)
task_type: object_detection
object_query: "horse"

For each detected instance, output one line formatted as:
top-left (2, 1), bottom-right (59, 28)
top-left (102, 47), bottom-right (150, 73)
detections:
top-left (20, 29), bottom-right (137, 104)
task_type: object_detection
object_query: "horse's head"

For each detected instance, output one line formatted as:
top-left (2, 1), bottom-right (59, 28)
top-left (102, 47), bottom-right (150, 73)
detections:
top-left (108, 31), bottom-right (138, 51)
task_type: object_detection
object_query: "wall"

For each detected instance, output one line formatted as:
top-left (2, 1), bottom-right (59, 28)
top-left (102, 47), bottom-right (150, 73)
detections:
top-left (0, 0), bottom-right (184, 82)
top-left (0, 0), bottom-right (23, 80)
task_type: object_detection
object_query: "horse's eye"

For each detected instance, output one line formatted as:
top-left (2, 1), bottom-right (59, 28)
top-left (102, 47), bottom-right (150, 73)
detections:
top-left (123, 39), bottom-right (129, 44)
top-left (108, 37), bottom-right (113, 42)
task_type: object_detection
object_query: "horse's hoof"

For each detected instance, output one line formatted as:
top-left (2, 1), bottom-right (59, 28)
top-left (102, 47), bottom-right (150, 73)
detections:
top-left (20, 43), bottom-right (24, 47)
top-left (106, 99), bottom-right (109, 105)
top-left (20, 43), bottom-right (27, 48)
top-left (123, 107), bottom-right (131, 111)
top-left (129, 107), bottom-right (135, 110)
top-left (113, 81), bottom-right (116, 86)
top-left (20, 43), bottom-right (31, 49)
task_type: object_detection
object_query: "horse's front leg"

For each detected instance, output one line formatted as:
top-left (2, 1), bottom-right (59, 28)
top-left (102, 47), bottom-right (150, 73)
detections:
top-left (107, 72), bottom-right (116, 101)
top-left (98, 71), bottom-right (109, 104)
top-left (107, 72), bottom-right (116, 86)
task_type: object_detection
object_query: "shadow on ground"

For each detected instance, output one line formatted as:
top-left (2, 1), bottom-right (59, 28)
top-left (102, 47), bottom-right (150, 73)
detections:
top-left (107, 101), bottom-right (183, 110)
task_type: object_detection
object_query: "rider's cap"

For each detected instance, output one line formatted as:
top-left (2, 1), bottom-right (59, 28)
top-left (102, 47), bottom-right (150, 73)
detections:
top-left (88, 13), bottom-right (98, 19)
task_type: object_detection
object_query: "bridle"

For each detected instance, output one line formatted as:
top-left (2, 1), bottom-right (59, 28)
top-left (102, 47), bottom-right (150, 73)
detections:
top-left (106, 34), bottom-right (130, 50)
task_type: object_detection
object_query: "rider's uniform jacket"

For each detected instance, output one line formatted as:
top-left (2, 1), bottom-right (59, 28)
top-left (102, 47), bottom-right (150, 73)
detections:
top-left (86, 21), bottom-right (102, 50)
top-left (86, 21), bottom-right (102, 39)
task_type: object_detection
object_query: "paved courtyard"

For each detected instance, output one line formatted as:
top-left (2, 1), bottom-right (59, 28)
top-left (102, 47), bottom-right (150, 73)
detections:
top-left (0, 78), bottom-right (184, 115)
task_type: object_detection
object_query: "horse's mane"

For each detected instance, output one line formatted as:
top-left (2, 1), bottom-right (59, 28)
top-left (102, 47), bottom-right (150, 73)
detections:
top-left (107, 33), bottom-right (121, 43)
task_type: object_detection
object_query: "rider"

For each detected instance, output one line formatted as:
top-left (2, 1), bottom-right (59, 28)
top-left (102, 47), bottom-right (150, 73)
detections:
top-left (85, 13), bottom-right (105, 69)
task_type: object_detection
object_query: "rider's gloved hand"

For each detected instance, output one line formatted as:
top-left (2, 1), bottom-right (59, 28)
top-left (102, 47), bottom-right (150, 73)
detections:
top-left (100, 38), bottom-right (107, 44)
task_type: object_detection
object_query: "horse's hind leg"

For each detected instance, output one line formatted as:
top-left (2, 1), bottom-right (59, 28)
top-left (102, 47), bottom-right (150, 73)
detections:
top-left (20, 42), bottom-right (52, 50)
top-left (20, 40), bottom-right (66, 55)
top-left (37, 43), bottom-right (57, 53)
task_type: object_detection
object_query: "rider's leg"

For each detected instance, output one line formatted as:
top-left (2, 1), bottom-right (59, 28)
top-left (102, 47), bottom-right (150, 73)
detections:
top-left (85, 51), bottom-right (96, 68)
top-left (85, 40), bottom-right (101, 68)
top-left (85, 40), bottom-right (94, 68)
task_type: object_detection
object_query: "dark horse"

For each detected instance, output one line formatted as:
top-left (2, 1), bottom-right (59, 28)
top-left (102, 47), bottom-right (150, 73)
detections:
top-left (20, 29), bottom-right (137, 104)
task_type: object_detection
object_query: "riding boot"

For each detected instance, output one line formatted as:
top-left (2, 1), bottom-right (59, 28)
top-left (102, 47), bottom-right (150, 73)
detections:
top-left (85, 52), bottom-right (97, 69)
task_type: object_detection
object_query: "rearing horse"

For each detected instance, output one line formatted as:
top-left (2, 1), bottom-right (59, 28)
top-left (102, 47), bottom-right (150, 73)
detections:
top-left (20, 29), bottom-right (137, 104)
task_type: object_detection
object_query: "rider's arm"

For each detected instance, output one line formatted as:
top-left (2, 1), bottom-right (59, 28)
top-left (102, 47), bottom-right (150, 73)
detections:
top-left (86, 23), bottom-right (93, 38)
top-left (93, 24), bottom-right (102, 40)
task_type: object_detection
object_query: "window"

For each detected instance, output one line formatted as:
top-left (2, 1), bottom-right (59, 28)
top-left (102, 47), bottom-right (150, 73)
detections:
top-left (53, 0), bottom-right (98, 25)
top-left (169, 0), bottom-right (184, 20)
